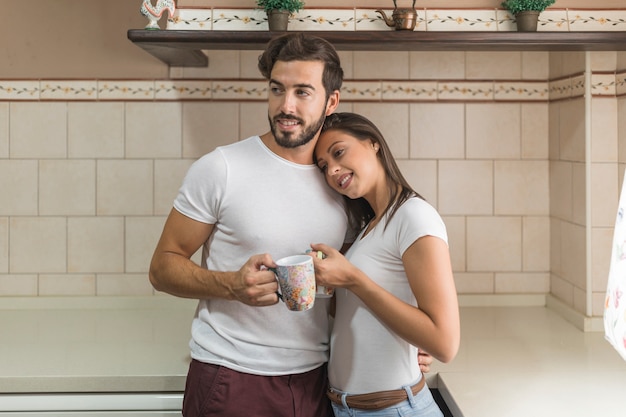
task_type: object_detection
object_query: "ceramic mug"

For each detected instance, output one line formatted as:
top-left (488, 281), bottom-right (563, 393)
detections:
top-left (272, 255), bottom-right (316, 312)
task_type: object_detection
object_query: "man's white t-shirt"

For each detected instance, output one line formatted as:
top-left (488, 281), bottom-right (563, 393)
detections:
top-left (174, 136), bottom-right (348, 375)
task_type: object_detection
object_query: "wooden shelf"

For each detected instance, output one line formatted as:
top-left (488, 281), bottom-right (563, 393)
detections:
top-left (127, 29), bottom-right (626, 67)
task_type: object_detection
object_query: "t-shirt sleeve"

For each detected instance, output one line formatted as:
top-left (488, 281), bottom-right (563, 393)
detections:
top-left (173, 149), bottom-right (227, 225)
top-left (397, 199), bottom-right (448, 256)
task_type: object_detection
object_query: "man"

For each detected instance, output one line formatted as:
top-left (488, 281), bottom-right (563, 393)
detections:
top-left (150, 33), bottom-right (346, 417)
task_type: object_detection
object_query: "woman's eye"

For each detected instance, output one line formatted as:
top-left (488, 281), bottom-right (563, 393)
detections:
top-left (333, 149), bottom-right (344, 158)
top-left (318, 164), bottom-right (327, 172)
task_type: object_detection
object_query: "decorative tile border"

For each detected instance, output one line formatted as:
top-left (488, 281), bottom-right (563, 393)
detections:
top-left (617, 72), bottom-right (626, 96)
top-left (2, 75), bottom-right (623, 102)
top-left (166, 8), bottom-right (626, 32)
top-left (591, 73), bottom-right (618, 96)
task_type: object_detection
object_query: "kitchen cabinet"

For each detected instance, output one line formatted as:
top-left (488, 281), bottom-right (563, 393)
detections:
top-left (127, 29), bottom-right (626, 67)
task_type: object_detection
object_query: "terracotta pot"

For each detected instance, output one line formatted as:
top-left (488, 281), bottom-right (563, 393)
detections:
top-left (267, 9), bottom-right (290, 31)
top-left (515, 10), bottom-right (540, 32)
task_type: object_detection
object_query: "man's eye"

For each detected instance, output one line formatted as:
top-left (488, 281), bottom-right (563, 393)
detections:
top-left (270, 87), bottom-right (283, 94)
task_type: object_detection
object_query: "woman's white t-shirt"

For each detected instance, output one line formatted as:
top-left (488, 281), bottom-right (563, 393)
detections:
top-left (328, 197), bottom-right (448, 393)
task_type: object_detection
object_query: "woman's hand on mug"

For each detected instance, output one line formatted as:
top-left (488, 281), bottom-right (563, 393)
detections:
top-left (308, 243), bottom-right (358, 289)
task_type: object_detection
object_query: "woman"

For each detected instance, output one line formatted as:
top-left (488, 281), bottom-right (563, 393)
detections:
top-left (310, 113), bottom-right (460, 417)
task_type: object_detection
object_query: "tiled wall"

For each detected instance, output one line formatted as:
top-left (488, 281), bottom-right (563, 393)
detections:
top-left (1, 6), bottom-right (626, 319)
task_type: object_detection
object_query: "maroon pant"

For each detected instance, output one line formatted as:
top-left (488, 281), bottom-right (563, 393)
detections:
top-left (182, 359), bottom-right (333, 417)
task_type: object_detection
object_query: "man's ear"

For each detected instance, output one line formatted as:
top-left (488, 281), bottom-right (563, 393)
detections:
top-left (325, 90), bottom-right (340, 115)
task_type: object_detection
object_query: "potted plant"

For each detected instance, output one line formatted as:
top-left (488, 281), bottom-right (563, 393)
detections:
top-left (256, 0), bottom-right (305, 31)
top-left (501, 0), bottom-right (555, 32)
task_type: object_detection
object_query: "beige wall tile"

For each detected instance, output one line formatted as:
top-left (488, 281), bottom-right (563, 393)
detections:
top-left (550, 273), bottom-right (574, 306)
top-left (591, 227), bottom-right (612, 293)
top-left (548, 102), bottom-right (561, 159)
top-left (495, 161), bottom-right (549, 215)
top-left (240, 49), bottom-right (267, 79)
top-left (125, 102), bottom-right (182, 158)
top-left (154, 161), bottom-right (194, 216)
top-left (182, 102), bottom-right (240, 159)
top-left (240, 102), bottom-right (271, 139)
top-left (97, 160), bottom-right (153, 216)
top-left (0, 160), bottom-right (38, 215)
top-left (353, 103), bottom-right (410, 158)
top-left (495, 272), bottom-right (549, 293)
top-left (68, 102), bottom-right (125, 158)
top-left (409, 103), bottom-right (465, 159)
top-left (591, 98), bottom-right (618, 163)
top-left (572, 286), bottom-right (587, 315)
top-left (67, 217), bottom-right (124, 273)
top-left (550, 161), bottom-right (573, 221)
top-left (559, 99), bottom-right (586, 162)
top-left (97, 273), bottom-right (154, 296)
top-left (591, 163), bottom-right (619, 227)
top-left (0, 218), bottom-right (7, 273)
top-left (409, 51), bottom-right (465, 80)
top-left (10, 103), bottom-right (67, 159)
top-left (182, 50), bottom-right (240, 79)
top-left (353, 52), bottom-right (409, 79)
top-left (337, 51), bottom-right (354, 80)
top-left (521, 103), bottom-right (549, 159)
top-left (618, 52), bottom-right (626, 71)
top-left (39, 274), bottom-right (96, 296)
top-left (592, 292), bottom-right (607, 317)
top-left (466, 52), bottom-right (521, 80)
top-left (550, 218), bottom-right (562, 276)
top-left (125, 217), bottom-right (169, 273)
top-left (396, 160), bottom-right (437, 204)
top-left (523, 216), bottom-right (550, 272)
top-left (39, 160), bottom-right (96, 216)
top-left (560, 221), bottom-right (586, 290)
top-left (467, 216), bottom-right (522, 272)
top-left (0, 275), bottom-right (38, 296)
top-left (443, 216), bottom-right (466, 273)
top-left (571, 162), bottom-right (587, 226)
top-left (466, 103), bottom-right (521, 159)
top-left (439, 160), bottom-right (493, 215)
top-left (521, 52), bottom-right (549, 80)
top-left (453, 272), bottom-right (494, 294)
top-left (10, 217), bottom-right (67, 273)
top-left (549, 52), bottom-right (586, 79)
top-left (0, 103), bottom-right (7, 158)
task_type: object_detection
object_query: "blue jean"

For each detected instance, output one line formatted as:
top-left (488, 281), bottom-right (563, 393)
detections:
top-left (330, 382), bottom-right (444, 417)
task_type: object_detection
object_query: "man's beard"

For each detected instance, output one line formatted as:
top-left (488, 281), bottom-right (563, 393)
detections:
top-left (269, 110), bottom-right (327, 149)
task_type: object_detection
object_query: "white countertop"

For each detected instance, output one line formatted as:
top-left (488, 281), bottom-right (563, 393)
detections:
top-left (1, 297), bottom-right (625, 416)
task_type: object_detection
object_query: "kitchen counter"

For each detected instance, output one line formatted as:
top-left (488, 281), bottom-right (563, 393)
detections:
top-left (1, 297), bottom-right (625, 416)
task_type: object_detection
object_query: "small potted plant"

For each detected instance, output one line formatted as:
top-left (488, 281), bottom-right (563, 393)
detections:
top-left (256, 0), bottom-right (305, 31)
top-left (501, 0), bottom-right (556, 32)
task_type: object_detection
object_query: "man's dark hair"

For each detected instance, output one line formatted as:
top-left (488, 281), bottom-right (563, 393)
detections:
top-left (258, 33), bottom-right (343, 98)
